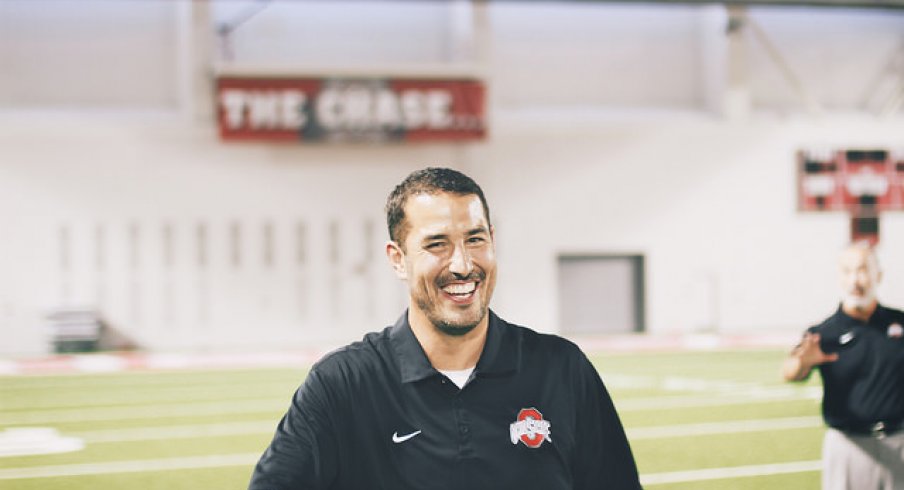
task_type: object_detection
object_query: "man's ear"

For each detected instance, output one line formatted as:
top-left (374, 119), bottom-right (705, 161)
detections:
top-left (386, 241), bottom-right (407, 280)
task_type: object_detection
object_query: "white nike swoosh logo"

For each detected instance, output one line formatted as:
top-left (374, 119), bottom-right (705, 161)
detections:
top-left (392, 430), bottom-right (422, 443)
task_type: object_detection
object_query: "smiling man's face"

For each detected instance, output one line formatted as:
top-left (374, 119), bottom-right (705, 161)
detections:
top-left (388, 192), bottom-right (496, 336)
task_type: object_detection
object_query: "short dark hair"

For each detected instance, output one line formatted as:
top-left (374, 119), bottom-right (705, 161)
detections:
top-left (385, 167), bottom-right (491, 246)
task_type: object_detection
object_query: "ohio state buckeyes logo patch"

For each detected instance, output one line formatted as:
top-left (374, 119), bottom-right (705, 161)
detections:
top-left (510, 407), bottom-right (552, 448)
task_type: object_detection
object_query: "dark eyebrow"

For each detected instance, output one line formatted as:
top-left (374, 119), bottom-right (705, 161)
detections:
top-left (421, 227), bottom-right (488, 242)
top-left (422, 234), bottom-right (449, 242)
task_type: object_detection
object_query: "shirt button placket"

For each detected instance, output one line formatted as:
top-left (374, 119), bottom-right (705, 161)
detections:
top-left (454, 396), bottom-right (471, 443)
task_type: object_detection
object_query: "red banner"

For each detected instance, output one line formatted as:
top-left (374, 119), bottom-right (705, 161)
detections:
top-left (798, 149), bottom-right (904, 213)
top-left (216, 76), bottom-right (486, 143)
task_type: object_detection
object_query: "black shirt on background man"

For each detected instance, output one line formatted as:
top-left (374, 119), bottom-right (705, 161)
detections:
top-left (783, 242), bottom-right (904, 489)
top-left (807, 304), bottom-right (904, 431)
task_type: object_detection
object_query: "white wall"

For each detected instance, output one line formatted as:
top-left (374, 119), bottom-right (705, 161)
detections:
top-left (490, 3), bottom-right (706, 108)
top-left (479, 110), bottom-right (904, 335)
top-left (0, 1), bottom-right (178, 108)
top-left (213, 1), bottom-right (459, 66)
top-left (744, 7), bottom-right (904, 112)
top-left (1, 1), bottom-right (903, 355)
top-left (0, 111), bottom-right (482, 354)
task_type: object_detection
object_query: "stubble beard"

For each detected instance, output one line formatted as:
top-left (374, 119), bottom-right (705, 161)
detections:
top-left (415, 273), bottom-right (492, 337)
top-left (415, 292), bottom-right (488, 337)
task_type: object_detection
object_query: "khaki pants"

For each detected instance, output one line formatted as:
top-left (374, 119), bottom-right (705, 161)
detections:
top-left (823, 427), bottom-right (904, 490)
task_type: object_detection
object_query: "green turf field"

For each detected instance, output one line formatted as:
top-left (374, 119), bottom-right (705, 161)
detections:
top-left (0, 349), bottom-right (824, 489)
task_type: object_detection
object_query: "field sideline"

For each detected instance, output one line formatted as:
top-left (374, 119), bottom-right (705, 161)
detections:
top-left (0, 347), bottom-right (824, 489)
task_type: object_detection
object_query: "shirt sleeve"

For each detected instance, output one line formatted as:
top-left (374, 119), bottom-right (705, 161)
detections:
top-left (248, 368), bottom-right (340, 490)
top-left (572, 353), bottom-right (642, 490)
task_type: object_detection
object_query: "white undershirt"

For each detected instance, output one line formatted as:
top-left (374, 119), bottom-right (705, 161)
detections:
top-left (438, 367), bottom-right (475, 389)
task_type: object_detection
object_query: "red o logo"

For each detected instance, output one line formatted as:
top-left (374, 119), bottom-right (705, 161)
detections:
top-left (516, 408), bottom-right (547, 448)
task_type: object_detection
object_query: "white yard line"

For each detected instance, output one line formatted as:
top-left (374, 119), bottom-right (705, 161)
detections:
top-left (616, 391), bottom-right (818, 411)
top-left (0, 399), bottom-right (287, 425)
top-left (604, 374), bottom-right (817, 395)
top-left (628, 416), bottom-right (823, 439)
top-left (0, 453), bottom-right (261, 480)
top-left (0, 428), bottom-right (85, 458)
top-left (0, 422), bottom-right (277, 457)
top-left (641, 460), bottom-right (822, 486)
top-left (604, 373), bottom-right (821, 411)
top-left (73, 421), bottom-right (276, 443)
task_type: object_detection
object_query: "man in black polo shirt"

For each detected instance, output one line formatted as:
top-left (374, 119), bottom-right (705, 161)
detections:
top-left (249, 167), bottom-right (641, 490)
top-left (783, 242), bottom-right (904, 489)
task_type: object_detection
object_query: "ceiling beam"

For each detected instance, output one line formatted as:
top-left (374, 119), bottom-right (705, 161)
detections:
top-left (496, 0), bottom-right (904, 11)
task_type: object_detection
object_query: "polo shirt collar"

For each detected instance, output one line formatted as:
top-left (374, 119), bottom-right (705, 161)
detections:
top-left (476, 310), bottom-right (520, 377)
top-left (390, 312), bottom-right (436, 384)
top-left (834, 302), bottom-right (889, 325)
top-left (390, 309), bottom-right (521, 384)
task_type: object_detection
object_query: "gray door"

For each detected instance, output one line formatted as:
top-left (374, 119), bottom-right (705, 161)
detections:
top-left (557, 255), bottom-right (645, 335)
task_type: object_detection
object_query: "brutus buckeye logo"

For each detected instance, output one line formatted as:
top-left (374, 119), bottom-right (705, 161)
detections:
top-left (509, 408), bottom-right (552, 448)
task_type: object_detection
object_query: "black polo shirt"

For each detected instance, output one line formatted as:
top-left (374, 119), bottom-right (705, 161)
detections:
top-left (249, 310), bottom-right (640, 490)
top-left (806, 303), bottom-right (904, 430)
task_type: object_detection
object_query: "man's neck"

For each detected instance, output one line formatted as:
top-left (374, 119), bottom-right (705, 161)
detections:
top-left (408, 309), bottom-right (489, 371)
top-left (842, 300), bottom-right (878, 322)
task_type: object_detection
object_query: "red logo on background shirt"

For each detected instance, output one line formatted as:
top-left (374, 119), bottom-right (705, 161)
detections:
top-left (509, 408), bottom-right (552, 448)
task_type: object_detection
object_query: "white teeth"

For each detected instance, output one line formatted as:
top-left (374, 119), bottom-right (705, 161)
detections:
top-left (442, 282), bottom-right (476, 295)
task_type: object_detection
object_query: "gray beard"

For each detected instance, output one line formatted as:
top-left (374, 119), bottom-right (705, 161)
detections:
top-left (843, 292), bottom-right (876, 310)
